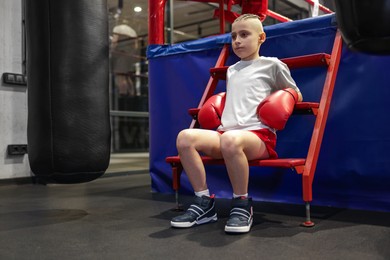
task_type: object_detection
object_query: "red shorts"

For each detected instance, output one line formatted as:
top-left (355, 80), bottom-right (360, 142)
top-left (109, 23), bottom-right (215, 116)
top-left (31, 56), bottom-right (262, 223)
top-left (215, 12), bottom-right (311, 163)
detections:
top-left (217, 129), bottom-right (278, 159)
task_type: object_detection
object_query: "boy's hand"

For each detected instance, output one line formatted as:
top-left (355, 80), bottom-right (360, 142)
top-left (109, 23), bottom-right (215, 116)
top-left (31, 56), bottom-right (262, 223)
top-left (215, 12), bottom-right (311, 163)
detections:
top-left (198, 92), bottom-right (226, 129)
top-left (257, 88), bottom-right (298, 130)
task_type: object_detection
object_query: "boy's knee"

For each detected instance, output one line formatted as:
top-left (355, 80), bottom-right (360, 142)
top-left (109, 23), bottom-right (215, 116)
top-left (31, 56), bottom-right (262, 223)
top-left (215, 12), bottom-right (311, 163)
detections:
top-left (176, 129), bottom-right (195, 150)
top-left (220, 133), bottom-right (241, 155)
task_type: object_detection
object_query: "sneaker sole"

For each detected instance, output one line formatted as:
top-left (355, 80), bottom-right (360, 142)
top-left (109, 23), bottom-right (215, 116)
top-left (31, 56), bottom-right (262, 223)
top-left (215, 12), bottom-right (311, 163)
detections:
top-left (171, 214), bottom-right (217, 228)
top-left (224, 219), bottom-right (253, 233)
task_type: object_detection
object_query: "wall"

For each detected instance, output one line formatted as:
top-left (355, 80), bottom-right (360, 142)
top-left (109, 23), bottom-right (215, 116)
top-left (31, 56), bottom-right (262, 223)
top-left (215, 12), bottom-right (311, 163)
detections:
top-left (0, 0), bottom-right (30, 180)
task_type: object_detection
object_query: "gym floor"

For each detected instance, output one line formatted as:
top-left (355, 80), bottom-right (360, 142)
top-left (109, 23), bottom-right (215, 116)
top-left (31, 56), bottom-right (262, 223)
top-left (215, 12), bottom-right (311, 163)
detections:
top-left (0, 154), bottom-right (389, 259)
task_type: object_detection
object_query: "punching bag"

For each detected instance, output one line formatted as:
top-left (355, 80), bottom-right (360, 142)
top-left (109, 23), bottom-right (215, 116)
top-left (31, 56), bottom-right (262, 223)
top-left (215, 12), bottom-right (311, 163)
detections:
top-left (334, 0), bottom-right (390, 54)
top-left (25, 0), bottom-right (111, 183)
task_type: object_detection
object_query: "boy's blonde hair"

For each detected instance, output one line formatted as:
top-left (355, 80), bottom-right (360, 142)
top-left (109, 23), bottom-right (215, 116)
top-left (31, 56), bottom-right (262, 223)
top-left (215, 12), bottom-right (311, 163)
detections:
top-left (233, 14), bottom-right (264, 32)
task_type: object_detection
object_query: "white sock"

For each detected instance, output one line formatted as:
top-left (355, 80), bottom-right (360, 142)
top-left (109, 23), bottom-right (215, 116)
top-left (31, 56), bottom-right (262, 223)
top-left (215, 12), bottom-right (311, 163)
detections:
top-left (195, 189), bottom-right (210, 198)
top-left (233, 193), bottom-right (248, 199)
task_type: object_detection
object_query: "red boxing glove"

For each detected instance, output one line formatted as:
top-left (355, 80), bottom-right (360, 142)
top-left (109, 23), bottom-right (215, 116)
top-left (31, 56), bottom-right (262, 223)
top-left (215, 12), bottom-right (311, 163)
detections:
top-left (198, 92), bottom-right (226, 129)
top-left (257, 88), bottom-right (298, 130)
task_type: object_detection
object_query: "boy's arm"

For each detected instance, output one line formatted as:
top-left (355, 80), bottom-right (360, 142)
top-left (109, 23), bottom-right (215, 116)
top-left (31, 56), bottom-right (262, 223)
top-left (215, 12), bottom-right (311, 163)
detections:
top-left (296, 90), bottom-right (303, 102)
top-left (276, 60), bottom-right (302, 102)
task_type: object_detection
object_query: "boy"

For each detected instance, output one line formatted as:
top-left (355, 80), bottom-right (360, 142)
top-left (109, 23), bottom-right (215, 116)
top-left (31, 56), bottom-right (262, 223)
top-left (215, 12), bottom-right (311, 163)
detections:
top-left (170, 14), bottom-right (302, 233)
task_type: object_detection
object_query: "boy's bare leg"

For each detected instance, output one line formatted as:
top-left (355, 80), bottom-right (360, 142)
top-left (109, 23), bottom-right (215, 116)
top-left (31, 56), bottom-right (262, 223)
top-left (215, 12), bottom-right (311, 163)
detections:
top-left (220, 130), bottom-right (269, 195)
top-left (176, 129), bottom-right (223, 192)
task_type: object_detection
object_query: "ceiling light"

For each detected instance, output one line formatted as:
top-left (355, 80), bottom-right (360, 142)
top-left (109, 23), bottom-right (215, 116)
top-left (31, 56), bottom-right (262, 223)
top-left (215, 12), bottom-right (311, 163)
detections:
top-left (134, 6), bottom-right (142, 12)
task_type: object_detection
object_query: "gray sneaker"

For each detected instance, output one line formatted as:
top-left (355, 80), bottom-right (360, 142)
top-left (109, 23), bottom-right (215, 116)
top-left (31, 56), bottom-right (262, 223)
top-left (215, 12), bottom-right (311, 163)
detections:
top-left (224, 197), bottom-right (253, 233)
top-left (171, 195), bottom-right (217, 228)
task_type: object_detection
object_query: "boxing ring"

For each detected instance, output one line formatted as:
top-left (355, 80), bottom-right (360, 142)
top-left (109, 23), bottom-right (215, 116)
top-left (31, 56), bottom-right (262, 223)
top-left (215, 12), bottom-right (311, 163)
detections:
top-left (147, 11), bottom-right (390, 212)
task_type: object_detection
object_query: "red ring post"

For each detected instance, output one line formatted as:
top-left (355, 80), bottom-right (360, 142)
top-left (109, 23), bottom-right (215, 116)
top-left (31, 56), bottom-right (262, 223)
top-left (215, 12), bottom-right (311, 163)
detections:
top-left (148, 0), bottom-right (167, 45)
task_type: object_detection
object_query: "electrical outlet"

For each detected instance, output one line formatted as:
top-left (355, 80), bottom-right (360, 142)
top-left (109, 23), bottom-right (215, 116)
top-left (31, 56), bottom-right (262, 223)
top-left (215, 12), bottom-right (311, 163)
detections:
top-left (2, 72), bottom-right (27, 86)
top-left (7, 144), bottom-right (28, 155)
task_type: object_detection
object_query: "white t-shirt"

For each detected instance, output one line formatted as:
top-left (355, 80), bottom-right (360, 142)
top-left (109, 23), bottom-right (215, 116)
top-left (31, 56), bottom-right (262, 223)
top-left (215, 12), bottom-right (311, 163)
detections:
top-left (218, 57), bottom-right (300, 132)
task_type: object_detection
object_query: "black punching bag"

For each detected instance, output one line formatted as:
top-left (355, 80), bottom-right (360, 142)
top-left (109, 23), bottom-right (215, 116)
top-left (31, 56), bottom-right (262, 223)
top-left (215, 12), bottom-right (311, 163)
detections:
top-left (334, 0), bottom-right (390, 54)
top-left (25, 0), bottom-right (111, 183)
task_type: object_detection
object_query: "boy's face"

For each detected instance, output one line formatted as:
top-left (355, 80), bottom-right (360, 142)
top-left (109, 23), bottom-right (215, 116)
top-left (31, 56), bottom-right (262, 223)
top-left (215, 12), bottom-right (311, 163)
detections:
top-left (231, 18), bottom-right (266, 61)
